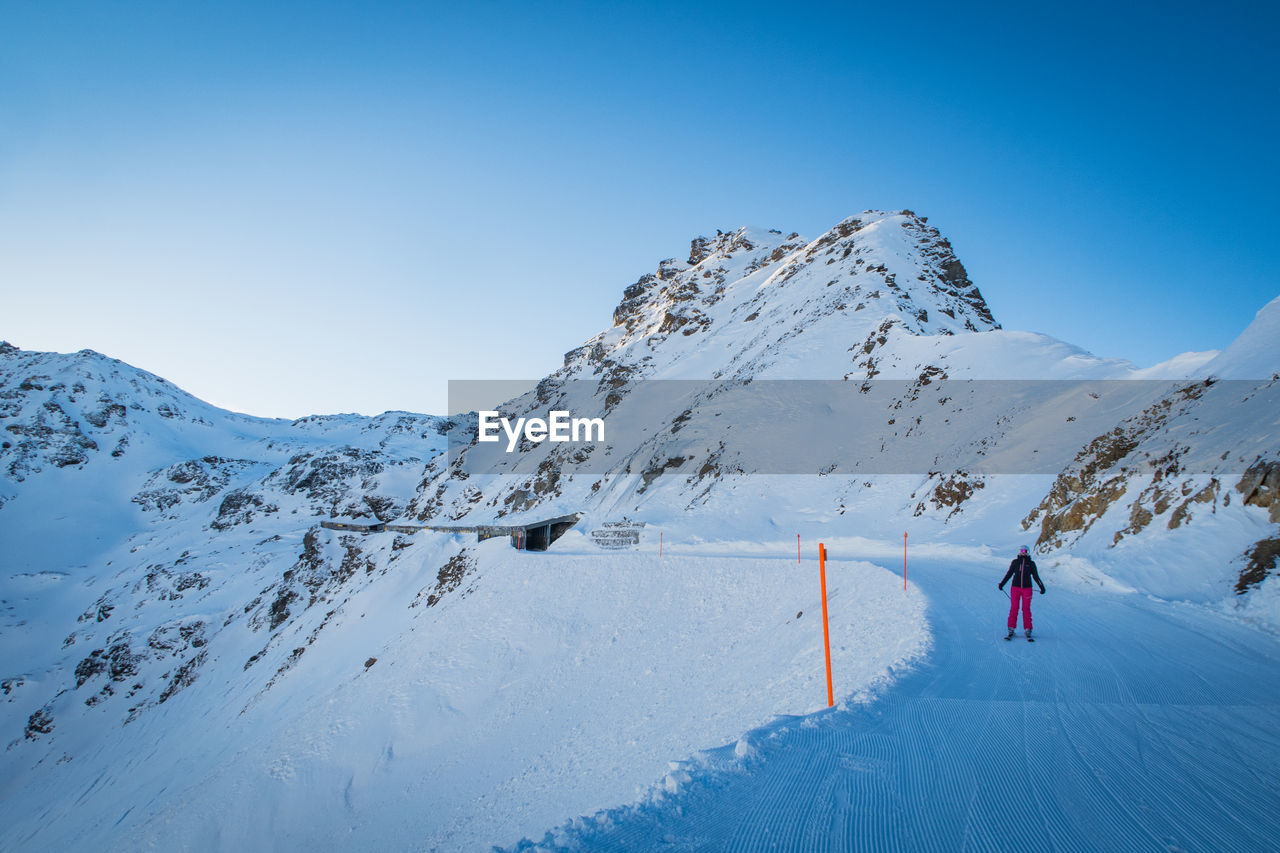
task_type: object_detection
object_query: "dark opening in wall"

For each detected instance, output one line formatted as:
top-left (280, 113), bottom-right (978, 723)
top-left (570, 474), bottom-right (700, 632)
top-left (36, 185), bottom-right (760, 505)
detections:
top-left (512, 516), bottom-right (580, 551)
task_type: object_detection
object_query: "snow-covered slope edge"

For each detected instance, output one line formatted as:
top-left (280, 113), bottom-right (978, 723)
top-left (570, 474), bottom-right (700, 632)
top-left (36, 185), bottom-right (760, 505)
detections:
top-left (118, 544), bottom-right (927, 852)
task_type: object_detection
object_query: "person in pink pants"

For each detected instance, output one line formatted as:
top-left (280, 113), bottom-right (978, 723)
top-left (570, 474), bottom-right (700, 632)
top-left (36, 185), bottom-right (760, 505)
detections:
top-left (999, 546), bottom-right (1046, 639)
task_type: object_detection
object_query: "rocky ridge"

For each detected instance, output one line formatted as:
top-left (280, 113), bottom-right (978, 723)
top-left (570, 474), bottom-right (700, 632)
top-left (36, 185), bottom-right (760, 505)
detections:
top-left (0, 343), bottom-right (450, 744)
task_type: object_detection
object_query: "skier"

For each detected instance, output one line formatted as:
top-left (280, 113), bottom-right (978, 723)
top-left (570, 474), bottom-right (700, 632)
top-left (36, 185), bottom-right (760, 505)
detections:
top-left (999, 546), bottom-right (1046, 640)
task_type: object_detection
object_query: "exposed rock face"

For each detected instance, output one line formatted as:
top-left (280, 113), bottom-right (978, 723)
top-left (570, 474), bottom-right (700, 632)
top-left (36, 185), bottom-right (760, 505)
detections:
top-left (133, 457), bottom-right (258, 514)
top-left (1238, 538), bottom-right (1280, 593)
top-left (916, 473), bottom-right (985, 519)
top-left (211, 488), bottom-right (278, 530)
top-left (411, 549), bottom-right (477, 608)
top-left (266, 448), bottom-right (408, 520)
top-left (1233, 461), bottom-right (1280, 593)
top-left (1022, 382), bottom-right (1215, 550)
top-left (2, 399), bottom-right (99, 478)
top-left (1237, 459), bottom-right (1280, 524)
top-left (24, 706), bottom-right (54, 740)
top-left (67, 617), bottom-right (208, 721)
top-left (687, 235), bottom-right (714, 265)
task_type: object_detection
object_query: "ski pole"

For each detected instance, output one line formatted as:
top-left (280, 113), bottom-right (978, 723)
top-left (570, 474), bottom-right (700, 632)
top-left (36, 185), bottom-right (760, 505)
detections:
top-left (1001, 585), bottom-right (1012, 635)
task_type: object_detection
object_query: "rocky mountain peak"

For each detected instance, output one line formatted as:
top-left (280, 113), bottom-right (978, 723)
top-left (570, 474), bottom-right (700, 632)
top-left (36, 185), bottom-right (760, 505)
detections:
top-left (685, 226), bottom-right (799, 267)
top-left (563, 211), bottom-right (1000, 386)
top-left (793, 210), bottom-right (999, 332)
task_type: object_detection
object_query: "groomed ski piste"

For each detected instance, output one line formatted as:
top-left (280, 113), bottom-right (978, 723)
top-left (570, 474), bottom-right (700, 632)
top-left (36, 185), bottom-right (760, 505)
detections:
top-left (513, 544), bottom-right (1280, 852)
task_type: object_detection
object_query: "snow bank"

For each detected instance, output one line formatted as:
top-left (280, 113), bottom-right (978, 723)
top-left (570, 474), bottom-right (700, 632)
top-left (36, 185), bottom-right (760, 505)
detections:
top-left (117, 539), bottom-right (927, 851)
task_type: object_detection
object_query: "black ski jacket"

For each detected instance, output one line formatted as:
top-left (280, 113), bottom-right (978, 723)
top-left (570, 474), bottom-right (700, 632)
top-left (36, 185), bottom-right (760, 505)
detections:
top-left (1000, 556), bottom-right (1045, 593)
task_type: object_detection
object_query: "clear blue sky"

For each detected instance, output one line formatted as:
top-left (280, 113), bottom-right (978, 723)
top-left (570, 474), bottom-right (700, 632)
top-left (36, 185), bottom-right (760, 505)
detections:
top-left (2, 0), bottom-right (1276, 417)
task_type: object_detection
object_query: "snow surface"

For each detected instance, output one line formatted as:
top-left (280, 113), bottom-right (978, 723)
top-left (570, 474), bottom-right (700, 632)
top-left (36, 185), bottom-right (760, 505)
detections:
top-left (522, 552), bottom-right (1280, 851)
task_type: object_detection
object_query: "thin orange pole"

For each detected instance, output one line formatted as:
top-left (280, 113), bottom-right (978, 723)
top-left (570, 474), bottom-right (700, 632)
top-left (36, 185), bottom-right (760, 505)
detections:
top-left (797, 533), bottom-right (801, 564)
top-left (819, 542), bottom-right (834, 708)
top-left (659, 531), bottom-right (663, 557)
top-left (903, 531), bottom-right (908, 591)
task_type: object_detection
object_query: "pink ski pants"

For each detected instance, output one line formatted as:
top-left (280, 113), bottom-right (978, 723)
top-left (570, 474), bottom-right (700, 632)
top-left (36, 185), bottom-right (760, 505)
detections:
top-left (1008, 586), bottom-right (1033, 630)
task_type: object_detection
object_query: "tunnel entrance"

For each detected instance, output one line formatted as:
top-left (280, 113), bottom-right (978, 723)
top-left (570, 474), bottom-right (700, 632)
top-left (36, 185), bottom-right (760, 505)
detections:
top-left (516, 516), bottom-right (579, 552)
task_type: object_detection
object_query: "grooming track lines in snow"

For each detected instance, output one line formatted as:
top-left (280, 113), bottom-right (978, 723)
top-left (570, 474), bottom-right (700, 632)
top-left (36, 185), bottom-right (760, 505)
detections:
top-left (521, 555), bottom-right (1280, 852)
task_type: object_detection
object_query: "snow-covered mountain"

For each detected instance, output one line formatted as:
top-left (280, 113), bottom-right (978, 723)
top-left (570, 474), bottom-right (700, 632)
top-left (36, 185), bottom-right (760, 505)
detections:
top-left (0, 343), bottom-right (447, 731)
top-left (2, 211), bottom-right (1277, 850)
top-left (414, 212), bottom-right (1176, 525)
top-left (410, 211), bottom-right (1278, 612)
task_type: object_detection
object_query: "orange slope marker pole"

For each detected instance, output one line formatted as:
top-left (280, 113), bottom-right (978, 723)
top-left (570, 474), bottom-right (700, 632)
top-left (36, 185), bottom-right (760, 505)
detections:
top-left (659, 531), bottom-right (663, 557)
top-left (903, 531), bottom-right (908, 592)
top-left (819, 542), bottom-right (834, 708)
top-left (797, 533), bottom-right (801, 564)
